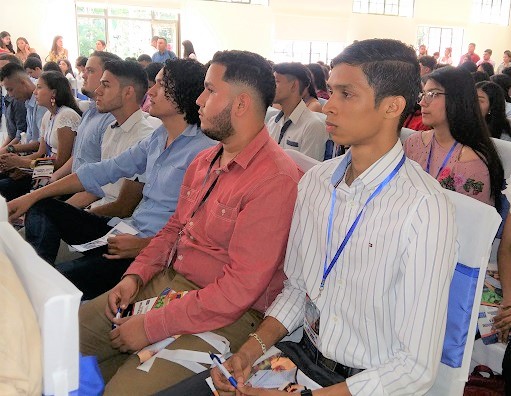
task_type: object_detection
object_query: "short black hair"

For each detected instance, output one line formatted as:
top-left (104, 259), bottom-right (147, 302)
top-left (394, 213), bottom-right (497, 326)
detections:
top-left (0, 62), bottom-right (26, 81)
top-left (502, 66), bottom-right (511, 78)
top-left (76, 56), bottom-right (87, 68)
top-left (211, 50), bottom-right (275, 113)
top-left (418, 55), bottom-right (437, 71)
top-left (458, 61), bottom-right (477, 73)
top-left (43, 61), bottom-right (61, 73)
top-left (90, 50), bottom-right (122, 68)
top-left (472, 71), bottom-right (490, 83)
top-left (331, 38), bottom-right (420, 130)
top-left (162, 58), bottom-right (205, 125)
top-left (24, 56), bottom-right (42, 70)
top-left (27, 52), bottom-right (41, 60)
top-left (137, 54), bottom-right (152, 63)
top-left (478, 62), bottom-right (495, 77)
top-left (307, 63), bottom-right (328, 92)
top-left (484, 49), bottom-right (492, 55)
top-left (273, 62), bottom-right (311, 94)
top-left (0, 53), bottom-right (22, 66)
top-left (103, 60), bottom-right (149, 105)
top-left (145, 62), bottom-right (163, 83)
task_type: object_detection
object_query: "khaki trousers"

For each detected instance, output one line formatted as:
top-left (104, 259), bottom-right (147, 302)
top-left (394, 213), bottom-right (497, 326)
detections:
top-left (80, 269), bottom-right (263, 395)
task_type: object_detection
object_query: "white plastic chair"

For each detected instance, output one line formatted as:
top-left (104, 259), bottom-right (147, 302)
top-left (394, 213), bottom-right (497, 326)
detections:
top-left (0, 222), bottom-right (82, 396)
top-left (425, 190), bottom-right (501, 395)
top-left (283, 149), bottom-right (319, 173)
top-left (0, 195), bottom-right (7, 222)
top-left (492, 137), bottom-right (511, 179)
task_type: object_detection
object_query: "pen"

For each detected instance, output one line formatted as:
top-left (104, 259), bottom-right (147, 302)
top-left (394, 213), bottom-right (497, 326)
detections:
top-left (112, 307), bottom-right (122, 330)
top-left (209, 352), bottom-right (238, 388)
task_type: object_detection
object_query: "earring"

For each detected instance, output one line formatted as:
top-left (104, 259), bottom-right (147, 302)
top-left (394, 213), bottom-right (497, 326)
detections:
top-left (51, 96), bottom-right (56, 107)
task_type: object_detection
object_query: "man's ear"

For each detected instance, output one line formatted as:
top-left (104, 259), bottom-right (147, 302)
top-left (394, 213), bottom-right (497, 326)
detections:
top-left (383, 96), bottom-right (406, 121)
top-left (234, 92), bottom-right (252, 117)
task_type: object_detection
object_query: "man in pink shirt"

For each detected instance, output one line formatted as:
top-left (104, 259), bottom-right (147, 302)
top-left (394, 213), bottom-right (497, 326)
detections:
top-left (79, 50), bottom-right (302, 395)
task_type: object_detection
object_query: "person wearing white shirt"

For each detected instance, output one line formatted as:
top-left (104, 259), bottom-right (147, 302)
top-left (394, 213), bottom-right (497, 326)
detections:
top-left (267, 62), bottom-right (328, 162)
top-left (211, 39), bottom-right (457, 396)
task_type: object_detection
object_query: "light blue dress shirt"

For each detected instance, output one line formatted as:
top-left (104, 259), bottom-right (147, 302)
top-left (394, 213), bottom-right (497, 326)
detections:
top-left (76, 124), bottom-right (215, 237)
top-left (151, 50), bottom-right (177, 63)
top-left (72, 100), bottom-right (115, 172)
top-left (25, 94), bottom-right (48, 143)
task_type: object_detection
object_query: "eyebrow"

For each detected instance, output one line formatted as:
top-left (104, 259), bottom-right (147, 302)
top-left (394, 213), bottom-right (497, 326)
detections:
top-left (204, 81), bottom-right (214, 88)
top-left (327, 83), bottom-right (356, 90)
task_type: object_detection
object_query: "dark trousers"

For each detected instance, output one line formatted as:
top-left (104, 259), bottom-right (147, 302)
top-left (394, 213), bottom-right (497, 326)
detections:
top-left (0, 173), bottom-right (32, 201)
top-left (504, 341), bottom-right (511, 395)
top-left (25, 198), bottom-right (133, 299)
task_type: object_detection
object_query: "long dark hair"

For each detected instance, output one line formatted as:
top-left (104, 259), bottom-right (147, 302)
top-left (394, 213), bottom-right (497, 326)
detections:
top-left (476, 81), bottom-right (511, 139)
top-left (426, 66), bottom-right (504, 211)
top-left (307, 63), bottom-right (328, 92)
top-left (0, 31), bottom-right (14, 54)
top-left (39, 71), bottom-right (82, 116)
top-left (50, 35), bottom-right (63, 56)
top-left (59, 59), bottom-right (75, 78)
top-left (182, 40), bottom-right (195, 58)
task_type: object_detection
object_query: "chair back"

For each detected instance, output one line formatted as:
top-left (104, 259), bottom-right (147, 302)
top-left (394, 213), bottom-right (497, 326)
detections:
top-left (492, 137), bottom-right (511, 179)
top-left (0, 222), bottom-right (82, 396)
top-left (284, 149), bottom-right (320, 173)
top-left (425, 190), bottom-right (501, 395)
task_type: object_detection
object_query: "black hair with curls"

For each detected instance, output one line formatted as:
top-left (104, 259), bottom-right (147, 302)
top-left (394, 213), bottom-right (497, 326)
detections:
top-left (162, 58), bottom-right (206, 125)
top-left (425, 66), bottom-right (504, 211)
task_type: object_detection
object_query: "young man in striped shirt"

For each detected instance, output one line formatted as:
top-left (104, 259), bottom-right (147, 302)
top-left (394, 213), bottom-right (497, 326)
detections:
top-left (212, 39), bottom-right (457, 396)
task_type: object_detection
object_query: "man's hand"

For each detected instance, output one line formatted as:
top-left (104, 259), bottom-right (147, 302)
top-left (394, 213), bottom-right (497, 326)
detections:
top-left (7, 194), bottom-right (36, 222)
top-left (0, 153), bottom-right (22, 171)
top-left (106, 275), bottom-right (141, 320)
top-left (8, 168), bottom-right (29, 180)
top-left (494, 301), bottom-right (511, 343)
top-left (109, 314), bottom-right (150, 353)
top-left (103, 234), bottom-right (150, 260)
top-left (212, 352), bottom-right (253, 395)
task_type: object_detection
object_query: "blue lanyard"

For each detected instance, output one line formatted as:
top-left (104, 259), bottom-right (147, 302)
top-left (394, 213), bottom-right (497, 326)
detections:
top-left (321, 154), bottom-right (406, 293)
top-left (426, 136), bottom-right (458, 179)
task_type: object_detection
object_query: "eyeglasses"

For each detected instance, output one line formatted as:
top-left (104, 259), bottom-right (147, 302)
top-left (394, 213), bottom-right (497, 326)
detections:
top-left (417, 91), bottom-right (447, 104)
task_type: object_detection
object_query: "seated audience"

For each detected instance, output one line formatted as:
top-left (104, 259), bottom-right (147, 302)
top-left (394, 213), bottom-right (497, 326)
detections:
top-left (75, 55), bottom-right (87, 92)
top-left (497, 50), bottom-right (511, 75)
top-left (460, 42), bottom-right (480, 64)
top-left (472, 70), bottom-right (490, 83)
top-left (65, 50), bottom-right (298, 395)
top-left (476, 81), bottom-right (511, 141)
top-left (439, 47), bottom-right (453, 65)
top-left (95, 39), bottom-right (107, 52)
top-left (58, 59), bottom-right (75, 78)
top-left (267, 62), bottom-right (328, 161)
top-left (404, 66), bottom-right (504, 210)
top-left (0, 31), bottom-right (14, 54)
top-left (0, 70), bottom-right (82, 198)
top-left (491, 73), bottom-right (511, 120)
top-left (7, 59), bottom-right (215, 299)
top-left (46, 35), bottom-right (68, 62)
top-left (24, 56), bottom-right (43, 79)
top-left (302, 69), bottom-right (323, 113)
top-left (43, 61), bottom-right (61, 73)
top-left (477, 48), bottom-right (496, 67)
top-left (208, 38), bottom-right (457, 396)
top-left (15, 37), bottom-right (36, 64)
top-left (419, 55), bottom-right (436, 76)
top-left (458, 60), bottom-right (478, 73)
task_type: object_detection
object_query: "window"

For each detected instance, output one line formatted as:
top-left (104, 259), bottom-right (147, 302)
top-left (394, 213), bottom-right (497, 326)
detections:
top-left (201, 0), bottom-right (268, 4)
top-left (417, 26), bottom-right (464, 63)
top-left (352, 0), bottom-right (414, 17)
top-left (472, 0), bottom-right (511, 25)
top-left (273, 41), bottom-right (345, 65)
top-left (76, 3), bottom-right (179, 59)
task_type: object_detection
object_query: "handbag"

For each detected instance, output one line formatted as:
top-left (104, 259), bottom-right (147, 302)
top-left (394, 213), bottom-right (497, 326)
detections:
top-left (463, 365), bottom-right (505, 396)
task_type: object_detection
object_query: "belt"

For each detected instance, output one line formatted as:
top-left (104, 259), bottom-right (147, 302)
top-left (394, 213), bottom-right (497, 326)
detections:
top-left (299, 333), bottom-right (365, 379)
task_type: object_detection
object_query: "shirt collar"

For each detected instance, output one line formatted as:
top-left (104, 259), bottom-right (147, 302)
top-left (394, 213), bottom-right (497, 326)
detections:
top-left (332, 139), bottom-right (405, 189)
top-left (274, 100), bottom-right (308, 124)
top-left (26, 93), bottom-right (37, 108)
top-left (205, 125), bottom-right (270, 170)
top-left (111, 109), bottom-right (144, 132)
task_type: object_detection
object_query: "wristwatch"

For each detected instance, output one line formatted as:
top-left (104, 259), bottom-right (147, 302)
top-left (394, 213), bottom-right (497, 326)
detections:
top-left (6, 145), bottom-right (16, 153)
top-left (300, 390), bottom-right (313, 396)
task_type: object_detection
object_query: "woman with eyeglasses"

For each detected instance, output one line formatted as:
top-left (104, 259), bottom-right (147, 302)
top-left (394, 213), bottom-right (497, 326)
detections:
top-left (404, 66), bottom-right (504, 210)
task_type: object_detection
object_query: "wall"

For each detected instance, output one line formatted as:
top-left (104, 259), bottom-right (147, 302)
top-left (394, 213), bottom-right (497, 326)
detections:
top-left (0, 0), bottom-right (510, 64)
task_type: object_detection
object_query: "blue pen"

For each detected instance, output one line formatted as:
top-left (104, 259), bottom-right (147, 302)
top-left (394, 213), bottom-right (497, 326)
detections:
top-left (111, 307), bottom-right (122, 330)
top-left (209, 352), bottom-right (238, 388)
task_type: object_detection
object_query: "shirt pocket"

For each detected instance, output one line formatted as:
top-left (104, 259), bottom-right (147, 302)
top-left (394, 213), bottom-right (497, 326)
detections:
top-left (286, 139), bottom-right (299, 148)
top-left (205, 200), bottom-right (239, 246)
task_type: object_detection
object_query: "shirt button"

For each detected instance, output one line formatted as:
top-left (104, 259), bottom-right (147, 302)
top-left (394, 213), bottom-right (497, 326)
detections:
top-left (189, 235), bottom-right (194, 241)
top-left (337, 278), bottom-right (343, 286)
top-left (221, 209), bottom-right (226, 215)
top-left (215, 170), bottom-right (221, 175)
top-left (187, 191), bottom-right (191, 196)
top-left (189, 221), bottom-right (194, 227)
top-left (177, 255), bottom-right (183, 260)
top-left (333, 316), bottom-right (339, 323)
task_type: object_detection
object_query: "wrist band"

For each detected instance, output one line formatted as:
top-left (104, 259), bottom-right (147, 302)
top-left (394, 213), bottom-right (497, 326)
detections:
top-left (248, 332), bottom-right (266, 355)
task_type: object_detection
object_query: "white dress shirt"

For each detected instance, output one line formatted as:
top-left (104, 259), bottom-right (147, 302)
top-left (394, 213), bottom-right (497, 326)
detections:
top-left (267, 100), bottom-right (328, 162)
top-left (267, 140), bottom-right (458, 395)
top-left (90, 109), bottom-right (154, 208)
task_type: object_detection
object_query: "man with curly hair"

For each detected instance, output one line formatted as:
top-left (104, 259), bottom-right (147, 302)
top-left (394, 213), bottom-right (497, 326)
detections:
top-left (7, 58), bottom-right (215, 298)
top-left (74, 50), bottom-right (300, 394)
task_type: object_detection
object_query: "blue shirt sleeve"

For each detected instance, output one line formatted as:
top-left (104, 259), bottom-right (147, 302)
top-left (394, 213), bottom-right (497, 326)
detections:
top-left (76, 132), bottom-right (153, 197)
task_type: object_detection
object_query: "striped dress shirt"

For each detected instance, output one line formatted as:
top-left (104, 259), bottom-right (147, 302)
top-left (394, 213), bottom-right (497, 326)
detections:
top-left (267, 140), bottom-right (458, 395)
